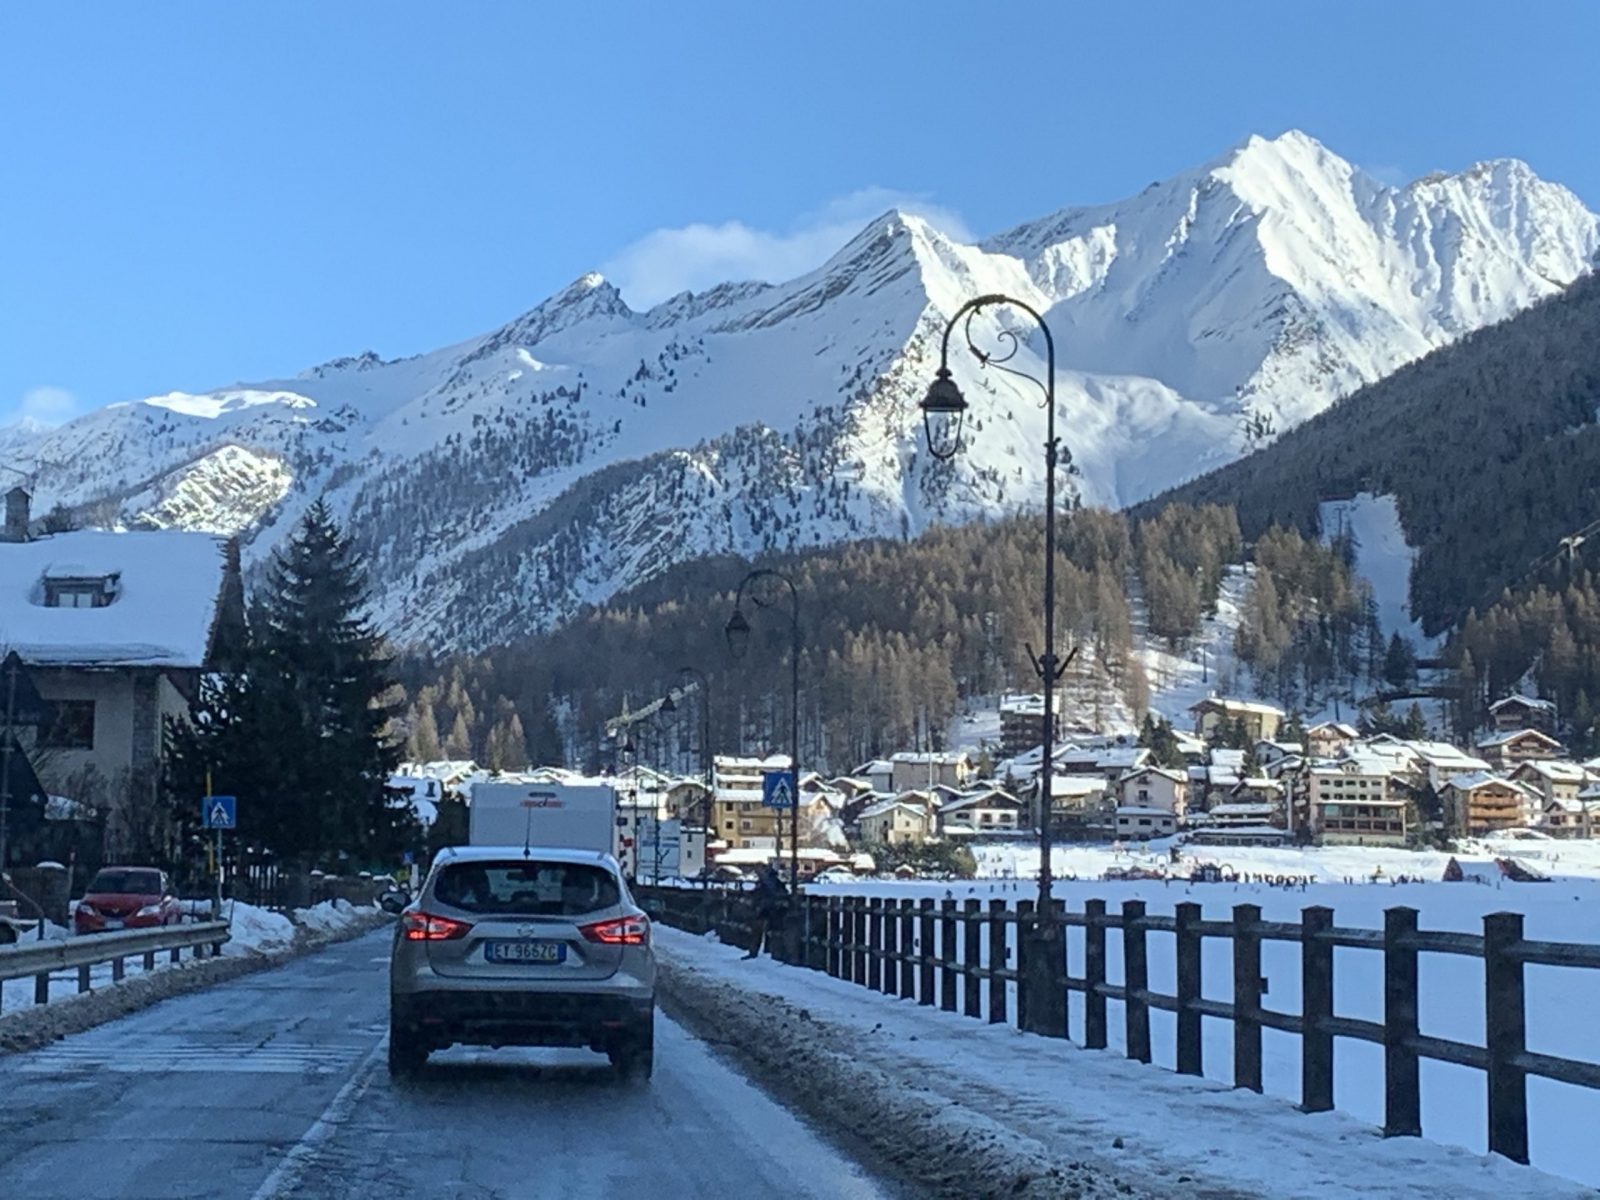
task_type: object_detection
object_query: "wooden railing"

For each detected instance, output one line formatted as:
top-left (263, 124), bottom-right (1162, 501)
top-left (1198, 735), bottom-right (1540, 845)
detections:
top-left (637, 885), bottom-right (1600, 1166)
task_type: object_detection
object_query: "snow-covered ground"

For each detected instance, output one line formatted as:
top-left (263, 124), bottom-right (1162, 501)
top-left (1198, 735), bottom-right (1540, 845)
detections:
top-left (1137, 564), bottom-right (1254, 728)
top-left (1319, 492), bottom-right (1439, 653)
top-left (1, 900), bottom-right (377, 1018)
top-left (659, 923), bottom-right (1595, 1196)
top-left (805, 842), bottom-right (1600, 1188)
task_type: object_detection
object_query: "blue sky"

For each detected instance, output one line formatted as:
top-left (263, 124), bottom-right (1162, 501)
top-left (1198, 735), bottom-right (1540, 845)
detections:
top-left (4, 1), bottom-right (1598, 426)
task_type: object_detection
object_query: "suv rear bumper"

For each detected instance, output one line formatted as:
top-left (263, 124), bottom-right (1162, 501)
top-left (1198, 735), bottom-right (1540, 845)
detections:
top-left (393, 988), bottom-right (654, 1049)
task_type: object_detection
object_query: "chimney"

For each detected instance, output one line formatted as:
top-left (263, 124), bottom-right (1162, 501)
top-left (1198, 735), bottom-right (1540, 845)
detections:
top-left (1, 486), bottom-right (29, 543)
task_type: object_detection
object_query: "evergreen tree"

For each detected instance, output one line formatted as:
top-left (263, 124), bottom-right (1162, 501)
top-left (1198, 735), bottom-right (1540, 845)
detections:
top-left (169, 501), bottom-right (409, 869)
top-left (1383, 633), bottom-right (1418, 690)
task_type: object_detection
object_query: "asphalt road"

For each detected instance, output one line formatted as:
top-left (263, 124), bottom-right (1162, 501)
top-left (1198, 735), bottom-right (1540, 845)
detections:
top-left (0, 928), bottom-right (890, 1200)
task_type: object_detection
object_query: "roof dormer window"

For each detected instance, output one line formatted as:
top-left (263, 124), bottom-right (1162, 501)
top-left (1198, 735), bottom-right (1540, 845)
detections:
top-left (43, 567), bottom-right (121, 608)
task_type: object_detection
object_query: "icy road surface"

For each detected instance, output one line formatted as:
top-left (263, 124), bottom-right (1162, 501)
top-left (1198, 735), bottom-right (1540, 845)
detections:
top-left (0, 928), bottom-right (889, 1200)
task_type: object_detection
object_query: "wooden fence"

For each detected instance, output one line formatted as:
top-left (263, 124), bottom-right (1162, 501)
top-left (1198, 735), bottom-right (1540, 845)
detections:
top-left (637, 885), bottom-right (1600, 1166)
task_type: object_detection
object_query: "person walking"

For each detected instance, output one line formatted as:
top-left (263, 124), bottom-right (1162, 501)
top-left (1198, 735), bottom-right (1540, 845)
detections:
top-left (743, 862), bottom-right (789, 960)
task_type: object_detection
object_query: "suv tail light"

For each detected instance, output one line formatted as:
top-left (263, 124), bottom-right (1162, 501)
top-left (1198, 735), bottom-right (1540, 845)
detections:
top-left (579, 914), bottom-right (650, 946)
top-left (401, 911), bottom-right (472, 941)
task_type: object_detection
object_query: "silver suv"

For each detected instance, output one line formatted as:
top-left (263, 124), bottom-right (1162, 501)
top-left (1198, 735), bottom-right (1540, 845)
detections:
top-left (386, 846), bottom-right (655, 1079)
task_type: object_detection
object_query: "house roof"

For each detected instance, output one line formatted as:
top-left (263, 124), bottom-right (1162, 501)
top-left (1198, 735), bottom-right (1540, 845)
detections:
top-left (1476, 729), bottom-right (1564, 751)
top-left (1048, 775), bottom-right (1107, 797)
top-left (1308, 722), bottom-right (1360, 738)
top-left (1444, 770), bottom-right (1516, 792)
top-left (941, 790), bottom-right (1023, 813)
top-left (1490, 694), bottom-right (1557, 714)
top-left (1189, 697), bottom-right (1286, 718)
top-left (1, 529), bottom-right (230, 668)
top-left (859, 798), bottom-right (930, 821)
top-left (1513, 760), bottom-right (1590, 783)
top-left (1120, 765), bottom-right (1187, 785)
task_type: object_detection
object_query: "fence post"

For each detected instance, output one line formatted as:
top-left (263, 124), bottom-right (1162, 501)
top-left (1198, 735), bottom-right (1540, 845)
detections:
top-left (810, 894), bottom-right (828, 971)
top-left (939, 900), bottom-right (958, 1012)
top-left (35, 971), bottom-right (49, 1004)
top-left (853, 897), bottom-right (868, 985)
top-left (832, 896), bottom-right (844, 979)
top-left (1484, 911), bottom-right (1529, 1164)
top-left (1301, 906), bottom-right (1334, 1114)
top-left (1232, 903), bottom-right (1263, 1093)
top-left (963, 899), bottom-right (982, 1019)
top-left (867, 899), bottom-right (883, 992)
top-left (1175, 901), bottom-right (1203, 1077)
top-left (78, 963), bottom-right (91, 993)
top-left (899, 900), bottom-right (916, 999)
top-left (1015, 899), bottom-right (1035, 1031)
top-left (881, 894), bottom-right (899, 996)
top-left (988, 898), bottom-right (1007, 1025)
top-left (918, 899), bottom-right (937, 1006)
top-left (1084, 899), bottom-right (1107, 1050)
top-left (1382, 906), bottom-right (1420, 1137)
top-left (1122, 899), bottom-right (1150, 1063)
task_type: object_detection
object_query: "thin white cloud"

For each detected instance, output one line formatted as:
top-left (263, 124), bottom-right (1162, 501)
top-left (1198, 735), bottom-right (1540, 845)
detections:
top-left (602, 187), bottom-right (973, 310)
top-left (1362, 162), bottom-right (1410, 188)
top-left (13, 385), bottom-right (79, 427)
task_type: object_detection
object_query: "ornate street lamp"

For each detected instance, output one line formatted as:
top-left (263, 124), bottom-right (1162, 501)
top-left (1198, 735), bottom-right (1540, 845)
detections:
top-left (920, 293), bottom-right (1074, 1037)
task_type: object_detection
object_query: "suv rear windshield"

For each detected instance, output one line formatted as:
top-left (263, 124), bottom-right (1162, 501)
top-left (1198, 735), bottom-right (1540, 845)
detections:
top-left (432, 861), bottom-right (621, 916)
top-left (89, 870), bottom-right (162, 895)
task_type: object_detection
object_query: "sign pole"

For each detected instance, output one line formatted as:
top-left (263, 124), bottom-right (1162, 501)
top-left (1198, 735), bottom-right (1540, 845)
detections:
top-left (0, 658), bottom-right (16, 874)
top-left (206, 768), bottom-right (221, 920)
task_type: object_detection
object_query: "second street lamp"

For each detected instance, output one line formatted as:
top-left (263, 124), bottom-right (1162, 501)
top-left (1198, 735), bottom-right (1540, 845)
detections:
top-left (920, 293), bottom-right (1074, 1038)
top-left (725, 569), bottom-right (801, 926)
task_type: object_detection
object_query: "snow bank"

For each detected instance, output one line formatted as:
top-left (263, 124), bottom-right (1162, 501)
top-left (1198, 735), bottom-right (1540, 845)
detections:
top-left (657, 926), bottom-right (1591, 1197)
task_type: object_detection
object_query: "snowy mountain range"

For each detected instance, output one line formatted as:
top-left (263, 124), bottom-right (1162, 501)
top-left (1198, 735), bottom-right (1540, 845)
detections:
top-left (5, 130), bottom-right (1597, 649)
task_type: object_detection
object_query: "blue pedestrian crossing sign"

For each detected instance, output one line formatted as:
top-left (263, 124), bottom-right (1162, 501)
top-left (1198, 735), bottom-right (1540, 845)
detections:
top-left (202, 795), bottom-right (237, 830)
top-left (761, 770), bottom-right (797, 810)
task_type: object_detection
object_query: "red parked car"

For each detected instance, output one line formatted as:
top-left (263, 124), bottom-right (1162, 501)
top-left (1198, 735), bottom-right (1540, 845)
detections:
top-left (74, 867), bottom-right (183, 934)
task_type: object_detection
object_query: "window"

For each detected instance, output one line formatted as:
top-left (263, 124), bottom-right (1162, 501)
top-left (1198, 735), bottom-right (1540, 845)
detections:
top-left (431, 860), bottom-right (620, 916)
top-left (44, 576), bottom-right (117, 608)
top-left (41, 700), bottom-right (94, 749)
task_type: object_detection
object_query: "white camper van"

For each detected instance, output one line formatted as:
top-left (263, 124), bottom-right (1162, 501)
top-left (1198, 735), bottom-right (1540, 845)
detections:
top-left (468, 780), bottom-right (620, 854)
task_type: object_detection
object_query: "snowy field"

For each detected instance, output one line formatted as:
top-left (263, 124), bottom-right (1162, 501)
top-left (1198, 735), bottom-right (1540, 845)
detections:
top-left (805, 840), bottom-right (1600, 1187)
top-left (1, 899), bottom-right (374, 1019)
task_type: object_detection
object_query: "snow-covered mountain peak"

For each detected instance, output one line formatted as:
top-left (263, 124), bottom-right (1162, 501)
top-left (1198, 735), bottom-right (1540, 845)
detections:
top-left (7, 130), bottom-right (1596, 649)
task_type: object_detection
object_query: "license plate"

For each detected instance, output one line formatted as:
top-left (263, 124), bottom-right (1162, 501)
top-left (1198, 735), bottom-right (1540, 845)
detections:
top-left (104, 919), bottom-right (123, 930)
top-left (483, 940), bottom-right (566, 964)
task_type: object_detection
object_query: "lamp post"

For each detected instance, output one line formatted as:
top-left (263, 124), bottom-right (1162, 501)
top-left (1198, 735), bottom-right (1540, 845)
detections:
top-left (920, 293), bottom-right (1074, 1037)
top-left (661, 665), bottom-right (714, 841)
top-left (725, 569), bottom-right (801, 900)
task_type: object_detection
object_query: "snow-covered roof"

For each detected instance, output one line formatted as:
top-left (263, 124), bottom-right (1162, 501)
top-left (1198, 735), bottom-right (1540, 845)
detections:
top-left (1207, 802), bottom-right (1278, 817)
top-left (859, 798), bottom-right (930, 821)
top-left (1513, 760), bottom-right (1590, 783)
top-left (1307, 721), bottom-right (1360, 738)
top-left (1476, 729), bottom-right (1563, 750)
top-left (1048, 775), bottom-right (1107, 797)
top-left (889, 751), bottom-right (969, 766)
top-left (1115, 806), bottom-right (1176, 817)
top-left (1209, 749), bottom-right (1247, 768)
top-left (855, 759), bottom-right (893, 775)
top-left (940, 791), bottom-right (1022, 813)
top-left (1190, 697), bottom-right (1286, 717)
top-left (0, 530), bottom-right (229, 667)
top-left (1119, 765), bottom-right (1187, 785)
top-left (1444, 770), bottom-right (1516, 792)
top-left (1489, 694), bottom-right (1556, 713)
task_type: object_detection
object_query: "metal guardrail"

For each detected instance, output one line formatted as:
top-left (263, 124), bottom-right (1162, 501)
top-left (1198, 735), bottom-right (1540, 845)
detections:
top-left (0, 920), bottom-right (231, 1010)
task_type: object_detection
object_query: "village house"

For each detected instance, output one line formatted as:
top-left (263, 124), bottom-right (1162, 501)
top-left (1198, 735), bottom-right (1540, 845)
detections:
top-left (1, 494), bottom-right (244, 860)
top-left (889, 751), bottom-right (974, 793)
top-left (1307, 762), bottom-right (1406, 845)
top-left (1253, 739), bottom-right (1304, 769)
top-left (857, 797), bottom-right (932, 846)
top-left (1117, 766), bottom-right (1188, 815)
top-left (854, 759), bottom-right (894, 794)
top-left (710, 754), bottom-right (794, 850)
top-left (1305, 721), bottom-right (1360, 758)
top-left (938, 788), bottom-right (1023, 836)
top-left (1402, 740), bottom-right (1494, 792)
top-left (1510, 760), bottom-right (1591, 811)
top-left (1488, 694), bottom-right (1558, 735)
top-left (1476, 728), bottom-right (1565, 772)
top-left (1189, 697), bottom-right (1286, 744)
top-left (1540, 787), bottom-right (1599, 838)
top-left (1442, 771), bottom-right (1529, 836)
top-left (997, 692), bottom-right (1060, 759)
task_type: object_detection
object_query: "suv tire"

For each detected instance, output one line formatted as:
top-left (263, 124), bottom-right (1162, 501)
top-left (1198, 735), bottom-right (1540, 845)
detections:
top-left (608, 1016), bottom-right (654, 1082)
top-left (388, 1021), bottom-right (428, 1078)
